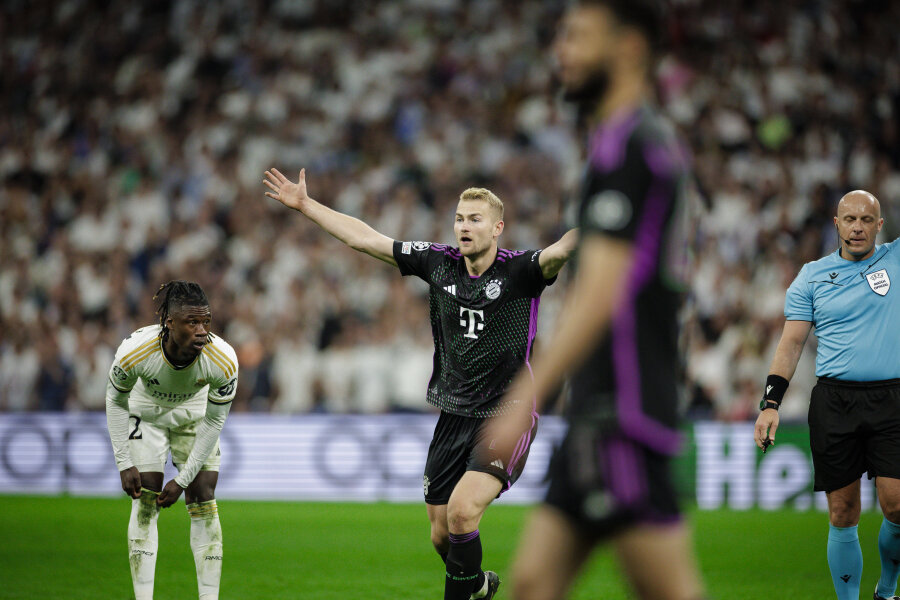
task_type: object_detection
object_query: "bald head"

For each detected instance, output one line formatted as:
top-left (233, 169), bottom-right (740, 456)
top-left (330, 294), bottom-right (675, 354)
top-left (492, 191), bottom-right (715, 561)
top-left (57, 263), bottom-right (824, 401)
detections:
top-left (837, 190), bottom-right (881, 219)
top-left (834, 190), bottom-right (883, 261)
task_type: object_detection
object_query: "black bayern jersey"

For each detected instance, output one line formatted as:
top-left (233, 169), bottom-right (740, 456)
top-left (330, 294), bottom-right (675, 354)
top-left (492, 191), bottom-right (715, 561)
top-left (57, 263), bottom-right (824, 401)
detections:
top-left (393, 241), bottom-right (555, 417)
top-left (569, 104), bottom-right (694, 456)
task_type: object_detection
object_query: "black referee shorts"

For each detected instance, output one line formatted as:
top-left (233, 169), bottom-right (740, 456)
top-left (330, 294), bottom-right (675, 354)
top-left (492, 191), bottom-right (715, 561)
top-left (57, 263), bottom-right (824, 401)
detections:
top-left (809, 377), bottom-right (900, 492)
top-left (423, 410), bottom-right (538, 505)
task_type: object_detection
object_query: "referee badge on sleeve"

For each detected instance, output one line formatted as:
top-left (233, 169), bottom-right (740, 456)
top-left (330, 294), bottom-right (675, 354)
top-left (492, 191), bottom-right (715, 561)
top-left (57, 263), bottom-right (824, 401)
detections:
top-left (866, 269), bottom-right (890, 296)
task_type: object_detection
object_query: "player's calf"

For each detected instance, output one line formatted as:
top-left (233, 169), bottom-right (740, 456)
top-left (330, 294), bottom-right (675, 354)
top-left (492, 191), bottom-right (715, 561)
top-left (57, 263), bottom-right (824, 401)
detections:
top-left (128, 488), bottom-right (160, 600)
top-left (187, 500), bottom-right (223, 600)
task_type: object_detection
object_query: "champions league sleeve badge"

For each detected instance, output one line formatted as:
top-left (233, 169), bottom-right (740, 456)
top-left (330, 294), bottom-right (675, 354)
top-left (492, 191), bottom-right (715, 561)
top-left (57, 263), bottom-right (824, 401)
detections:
top-left (866, 269), bottom-right (890, 296)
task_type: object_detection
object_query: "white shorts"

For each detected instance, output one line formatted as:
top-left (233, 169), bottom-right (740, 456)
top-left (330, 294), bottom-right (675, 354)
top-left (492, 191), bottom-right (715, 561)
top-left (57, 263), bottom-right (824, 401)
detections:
top-left (128, 413), bottom-right (221, 475)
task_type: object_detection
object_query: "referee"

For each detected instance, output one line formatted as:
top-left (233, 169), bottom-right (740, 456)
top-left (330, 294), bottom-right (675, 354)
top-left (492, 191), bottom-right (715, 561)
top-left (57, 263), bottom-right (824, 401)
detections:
top-left (755, 190), bottom-right (900, 600)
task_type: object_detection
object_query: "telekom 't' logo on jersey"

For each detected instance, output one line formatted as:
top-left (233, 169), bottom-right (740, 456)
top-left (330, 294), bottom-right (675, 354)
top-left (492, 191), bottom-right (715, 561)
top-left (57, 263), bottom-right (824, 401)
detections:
top-left (459, 307), bottom-right (485, 339)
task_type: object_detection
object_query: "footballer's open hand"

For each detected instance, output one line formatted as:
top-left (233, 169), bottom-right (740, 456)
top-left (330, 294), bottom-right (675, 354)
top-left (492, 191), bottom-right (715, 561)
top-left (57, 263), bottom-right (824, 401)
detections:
top-left (264, 168), bottom-right (309, 212)
top-left (157, 479), bottom-right (185, 508)
top-left (119, 466), bottom-right (142, 499)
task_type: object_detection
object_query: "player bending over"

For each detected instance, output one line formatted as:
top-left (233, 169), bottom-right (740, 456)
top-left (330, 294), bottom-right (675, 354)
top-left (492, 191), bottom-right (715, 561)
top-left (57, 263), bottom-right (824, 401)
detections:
top-left (106, 281), bottom-right (238, 600)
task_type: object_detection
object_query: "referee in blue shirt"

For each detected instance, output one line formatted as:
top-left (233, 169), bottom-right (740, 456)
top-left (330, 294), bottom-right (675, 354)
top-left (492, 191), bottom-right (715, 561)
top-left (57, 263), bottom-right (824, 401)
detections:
top-left (755, 190), bottom-right (900, 600)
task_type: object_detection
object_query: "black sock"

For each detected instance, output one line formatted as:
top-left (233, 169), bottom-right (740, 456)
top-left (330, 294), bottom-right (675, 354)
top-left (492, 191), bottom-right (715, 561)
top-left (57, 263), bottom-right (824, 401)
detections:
top-left (444, 530), bottom-right (483, 600)
top-left (440, 549), bottom-right (484, 590)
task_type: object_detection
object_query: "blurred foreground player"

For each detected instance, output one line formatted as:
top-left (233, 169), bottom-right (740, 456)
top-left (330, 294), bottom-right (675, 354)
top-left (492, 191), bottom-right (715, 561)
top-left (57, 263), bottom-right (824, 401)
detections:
top-left (755, 191), bottom-right (900, 600)
top-left (489, 2), bottom-right (705, 599)
top-left (264, 170), bottom-right (576, 599)
top-left (106, 281), bottom-right (238, 600)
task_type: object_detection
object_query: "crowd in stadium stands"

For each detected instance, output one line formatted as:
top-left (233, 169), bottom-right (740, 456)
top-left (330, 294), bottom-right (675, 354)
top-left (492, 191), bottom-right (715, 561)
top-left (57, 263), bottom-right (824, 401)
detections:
top-left (1, 0), bottom-right (898, 421)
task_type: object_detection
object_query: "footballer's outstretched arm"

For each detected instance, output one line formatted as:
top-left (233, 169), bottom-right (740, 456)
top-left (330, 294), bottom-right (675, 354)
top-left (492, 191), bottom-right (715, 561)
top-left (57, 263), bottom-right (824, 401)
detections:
top-left (264, 168), bottom-right (397, 266)
top-left (538, 228), bottom-right (579, 279)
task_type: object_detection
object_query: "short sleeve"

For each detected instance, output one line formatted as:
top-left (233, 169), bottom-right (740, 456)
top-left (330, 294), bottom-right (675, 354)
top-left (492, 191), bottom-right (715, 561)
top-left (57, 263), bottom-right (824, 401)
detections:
top-left (393, 240), bottom-right (444, 281)
top-left (784, 264), bottom-right (814, 321)
top-left (507, 249), bottom-right (555, 297)
top-left (579, 137), bottom-right (657, 242)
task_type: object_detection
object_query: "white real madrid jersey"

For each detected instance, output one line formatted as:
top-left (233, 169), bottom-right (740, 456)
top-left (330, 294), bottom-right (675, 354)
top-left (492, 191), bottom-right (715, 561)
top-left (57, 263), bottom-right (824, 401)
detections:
top-left (108, 325), bottom-right (238, 425)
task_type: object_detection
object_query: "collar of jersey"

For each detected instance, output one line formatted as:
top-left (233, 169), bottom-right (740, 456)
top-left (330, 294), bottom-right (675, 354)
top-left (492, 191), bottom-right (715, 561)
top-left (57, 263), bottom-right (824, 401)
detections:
top-left (831, 244), bottom-right (885, 267)
top-left (460, 253), bottom-right (499, 280)
top-left (159, 337), bottom-right (201, 370)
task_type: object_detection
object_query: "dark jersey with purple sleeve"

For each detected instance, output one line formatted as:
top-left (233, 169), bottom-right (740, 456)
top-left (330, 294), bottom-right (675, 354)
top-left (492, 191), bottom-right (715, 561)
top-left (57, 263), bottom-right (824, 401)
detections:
top-left (567, 104), bottom-right (693, 456)
top-left (392, 241), bottom-right (555, 418)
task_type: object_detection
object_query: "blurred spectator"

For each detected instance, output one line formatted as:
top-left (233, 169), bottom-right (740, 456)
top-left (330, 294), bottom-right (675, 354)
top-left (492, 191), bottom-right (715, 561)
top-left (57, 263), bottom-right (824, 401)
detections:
top-left (0, 0), bottom-right (898, 419)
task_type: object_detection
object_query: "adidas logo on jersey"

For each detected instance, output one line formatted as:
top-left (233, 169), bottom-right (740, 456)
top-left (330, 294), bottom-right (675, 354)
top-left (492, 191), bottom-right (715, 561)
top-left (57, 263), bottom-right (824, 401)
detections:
top-left (443, 284), bottom-right (456, 296)
top-left (490, 459), bottom-right (504, 470)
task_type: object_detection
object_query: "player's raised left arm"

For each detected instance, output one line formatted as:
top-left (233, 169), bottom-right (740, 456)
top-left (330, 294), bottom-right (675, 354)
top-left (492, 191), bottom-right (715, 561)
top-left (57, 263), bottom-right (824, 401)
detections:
top-left (538, 228), bottom-right (579, 279)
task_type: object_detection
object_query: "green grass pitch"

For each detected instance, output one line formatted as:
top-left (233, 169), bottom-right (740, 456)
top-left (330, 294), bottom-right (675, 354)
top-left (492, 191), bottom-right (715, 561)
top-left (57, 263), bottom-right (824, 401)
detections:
top-left (0, 495), bottom-right (886, 598)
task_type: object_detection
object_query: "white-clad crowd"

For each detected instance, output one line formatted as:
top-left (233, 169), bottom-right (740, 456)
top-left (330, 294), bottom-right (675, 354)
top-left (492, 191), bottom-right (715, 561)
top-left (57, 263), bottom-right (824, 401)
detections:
top-left (1, 0), bottom-right (898, 419)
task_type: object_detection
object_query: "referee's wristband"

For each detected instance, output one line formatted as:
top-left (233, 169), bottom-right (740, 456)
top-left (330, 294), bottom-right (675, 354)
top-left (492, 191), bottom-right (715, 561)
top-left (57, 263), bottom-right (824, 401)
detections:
top-left (759, 374), bottom-right (789, 411)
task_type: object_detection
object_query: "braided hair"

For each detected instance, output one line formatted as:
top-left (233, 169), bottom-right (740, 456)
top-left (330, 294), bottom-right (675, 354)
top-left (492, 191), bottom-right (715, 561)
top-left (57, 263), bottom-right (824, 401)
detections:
top-left (153, 281), bottom-right (209, 342)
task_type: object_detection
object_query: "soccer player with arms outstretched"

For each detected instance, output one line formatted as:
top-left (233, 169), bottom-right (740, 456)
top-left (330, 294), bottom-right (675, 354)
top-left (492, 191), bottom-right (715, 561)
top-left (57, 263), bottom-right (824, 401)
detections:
top-left (263, 168), bottom-right (577, 599)
top-left (106, 281), bottom-right (238, 600)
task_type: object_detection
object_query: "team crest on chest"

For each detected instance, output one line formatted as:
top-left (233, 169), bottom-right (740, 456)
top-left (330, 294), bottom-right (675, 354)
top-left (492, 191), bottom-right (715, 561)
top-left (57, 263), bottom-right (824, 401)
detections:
top-left (485, 279), bottom-right (502, 300)
top-left (866, 269), bottom-right (890, 296)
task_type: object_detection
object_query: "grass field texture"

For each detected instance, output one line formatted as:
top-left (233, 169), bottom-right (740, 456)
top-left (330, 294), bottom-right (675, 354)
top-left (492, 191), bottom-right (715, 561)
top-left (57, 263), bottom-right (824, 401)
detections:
top-left (0, 495), bottom-right (886, 599)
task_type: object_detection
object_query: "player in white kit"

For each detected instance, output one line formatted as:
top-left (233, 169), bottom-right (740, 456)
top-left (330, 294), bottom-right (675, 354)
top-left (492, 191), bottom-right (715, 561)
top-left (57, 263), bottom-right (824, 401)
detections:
top-left (105, 281), bottom-right (238, 600)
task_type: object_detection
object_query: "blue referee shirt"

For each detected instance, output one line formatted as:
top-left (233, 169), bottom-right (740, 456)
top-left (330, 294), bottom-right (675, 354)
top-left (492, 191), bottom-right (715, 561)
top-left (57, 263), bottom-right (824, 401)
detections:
top-left (785, 238), bottom-right (900, 381)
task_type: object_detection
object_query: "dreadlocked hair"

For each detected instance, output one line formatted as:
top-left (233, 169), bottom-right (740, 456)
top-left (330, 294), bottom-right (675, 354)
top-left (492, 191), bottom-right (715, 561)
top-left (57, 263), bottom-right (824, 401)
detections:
top-left (153, 280), bottom-right (209, 341)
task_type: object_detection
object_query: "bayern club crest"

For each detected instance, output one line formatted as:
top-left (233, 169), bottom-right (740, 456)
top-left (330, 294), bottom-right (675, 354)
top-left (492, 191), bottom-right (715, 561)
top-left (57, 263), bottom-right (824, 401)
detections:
top-left (485, 280), bottom-right (502, 300)
top-left (866, 269), bottom-right (890, 296)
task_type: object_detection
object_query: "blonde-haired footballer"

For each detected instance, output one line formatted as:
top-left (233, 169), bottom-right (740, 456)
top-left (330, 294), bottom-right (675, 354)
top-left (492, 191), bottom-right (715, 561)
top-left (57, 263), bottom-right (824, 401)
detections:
top-left (105, 280), bottom-right (238, 600)
top-left (264, 169), bottom-right (577, 600)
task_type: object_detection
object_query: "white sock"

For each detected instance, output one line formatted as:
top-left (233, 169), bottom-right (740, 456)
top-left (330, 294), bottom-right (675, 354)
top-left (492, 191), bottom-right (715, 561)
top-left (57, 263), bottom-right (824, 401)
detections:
top-left (128, 489), bottom-right (160, 600)
top-left (471, 573), bottom-right (489, 599)
top-left (188, 500), bottom-right (223, 600)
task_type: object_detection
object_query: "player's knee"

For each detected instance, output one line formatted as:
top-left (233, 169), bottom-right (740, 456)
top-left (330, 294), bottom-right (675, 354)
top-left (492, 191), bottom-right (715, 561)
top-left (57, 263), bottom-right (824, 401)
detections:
top-left (446, 501), bottom-right (481, 532)
top-left (430, 521), bottom-right (449, 552)
top-left (881, 502), bottom-right (900, 524)
top-left (829, 501), bottom-right (861, 527)
top-left (188, 485), bottom-right (216, 504)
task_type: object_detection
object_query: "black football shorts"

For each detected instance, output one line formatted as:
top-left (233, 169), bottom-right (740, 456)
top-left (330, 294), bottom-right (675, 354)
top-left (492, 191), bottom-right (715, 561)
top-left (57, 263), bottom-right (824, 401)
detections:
top-left (809, 377), bottom-right (900, 492)
top-left (423, 410), bottom-right (538, 505)
top-left (543, 423), bottom-right (681, 540)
